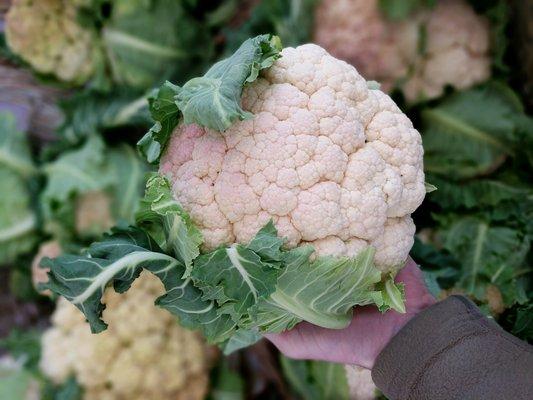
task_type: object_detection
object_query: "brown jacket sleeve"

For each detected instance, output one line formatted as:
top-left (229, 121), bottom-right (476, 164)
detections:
top-left (371, 295), bottom-right (533, 400)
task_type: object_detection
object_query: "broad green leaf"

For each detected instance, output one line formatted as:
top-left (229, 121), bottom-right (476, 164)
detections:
top-left (439, 216), bottom-right (530, 305)
top-left (192, 243), bottom-right (281, 316)
top-left (280, 356), bottom-right (321, 400)
top-left (0, 111), bottom-right (36, 177)
top-left (311, 361), bottom-right (350, 400)
top-left (427, 176), bottom-right (531, 210)
top-left (155, 283), bottom-right (237, 344)
top-left (280, 356), bottom-right (349, 400)
top-left (138, 34), bottom-right (282, 163)
top-left (137, 82), bottom-right (181, 163)
top-left (220, 329), bottom-right (262, 355)
top-left (176, 34), bottom-right (282, 132)
top-left (0, 112), bottom-right (38, 264)
top-left (42, 135), bottom-right (112, 210)
top-left (57, 90), bottom-right (151, 144)
top-left (42, 227), bottom-right (180, 333)
top-left (41, 135), bottom-right (113, 240)
top-left (107, 144), bottom-right (148, 222)
top-left (258, 247), bottom-right (383, 331)
top-left (101, 0), bottom-right (212, 89)
top-left (136, 175), bottom-right (202, 276)
top-left (0, 168), bottom-right (38, 264)
top-left (43, 226), bottom-right (234, 342)
top-left (247, 220), bottom-right (284, 262)
top-left (422, 83), bottom-right (526, 179)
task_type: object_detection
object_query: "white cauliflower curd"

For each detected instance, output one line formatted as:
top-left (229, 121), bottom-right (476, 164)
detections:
top-left (40, 272), bottom-right (214, 400)
top-left (5, 0), bottom-right (97, 84)
top-left (314, 0), bottom-right (491, 102)
top-left (160, 43), bottom-right (425, 272)
top-left (346, 365), bottom-right (377, 400)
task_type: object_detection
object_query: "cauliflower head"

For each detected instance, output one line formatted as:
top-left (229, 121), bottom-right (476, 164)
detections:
top-left (31, 240), bottom-right (62, 296)
top-left (160, 43), bottom-right (425, 272)
top-left (5, 0), bottom-right (97, 84)
top-left (74, 190), bottom-right (115, 236)
top-left (314, 0), bottom-right (491, 102)
top-left (345, 365), bottom-right (377, 400)
top-left (40, 272), bottom-right (214, 400)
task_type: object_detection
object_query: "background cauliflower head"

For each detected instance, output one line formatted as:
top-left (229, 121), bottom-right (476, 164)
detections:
top-left (346, 365), bottom-right (377, 400)
top-left (160, 43), bottom-right (425, 272)
top-left (314, 0), bottom-right (491, 102)
top-left (74, 190), bottom-right (115, 237)
top-left (5, 0), bottom-right (97, 84)
top-left (40, 272), bottom-right (214, 400)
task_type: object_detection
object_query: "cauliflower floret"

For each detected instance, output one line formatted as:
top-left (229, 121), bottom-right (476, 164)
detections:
top-left (74, 190), bottom-right (115, 236)
top-left (5, 0), bottom-right (97, 84)
top-left (314, 0), bottom-right (490, 102)
top-left (160, 43), bottom-right (425, 272)
top-left (40, 272), bottom-right (213, 400)
top-left (345, 365), bottom-right (377, 400)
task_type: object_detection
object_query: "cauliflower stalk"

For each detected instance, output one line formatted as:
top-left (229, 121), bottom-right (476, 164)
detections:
top-left (40, 272), bottom-right (213, 400)
top-left (42, 35), bottom-right (426, 352)
top-left (314, 0), bottom-right (491, 102)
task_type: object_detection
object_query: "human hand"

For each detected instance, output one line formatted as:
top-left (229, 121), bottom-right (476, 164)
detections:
top-left (265, 258), bottom-right (435, 369)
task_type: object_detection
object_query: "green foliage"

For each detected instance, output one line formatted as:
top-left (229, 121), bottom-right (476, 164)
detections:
top-left (415, 81), bottom-right (533, 315)
top-left (42, 377), bottom-right (83, 400)
top-left (0, 330), bottom-right (41, 372)
top-left (100, 0), bottom-right (213, 89)
top-left (422, 82), bottom-right (529, 179)
top-left (378, 0), bottom-right (436, 20)
top-left (467, 0), bottom-right (510, 74)
top-left (107, 144), bottom-right (149, 222)
top-left (41, 136), bottom-right (147, 241)
top-left (509, 303), bottom-right (533, 341)
top-left (280, 356), bottom-right (349, 400)
top-left (0, 365), bottom-right (37, 400)
top-left (436, 216), bottom-right (529, 305)
top-left (57, 90), bottom-right (151, 145)
top-left (224, 0), bottom-right (320, 50)
top-left (138, 34), bottom-right (282, 163)
top-left (43, 177), bottom-right (404, 350)
top-left (176, 34), bottom-right (282, 131)
top-left (208, 359), bottom-right (245, 400)
top-left (41, 135), bottom-right (113, 239)
top-left (136, 174), bottom-right (203, 275)
top-left (0, 112), bottom-right (39, 265)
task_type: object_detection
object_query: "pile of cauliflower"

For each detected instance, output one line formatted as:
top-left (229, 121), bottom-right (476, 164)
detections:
top-left (314, 0), bottom-right (491, 102)
top-left (39, 268), bottom-right (214, 400)
top-left (160, 43), bottom-right (425, 272)
top-left (5, 0), bottom-right (97, 84)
